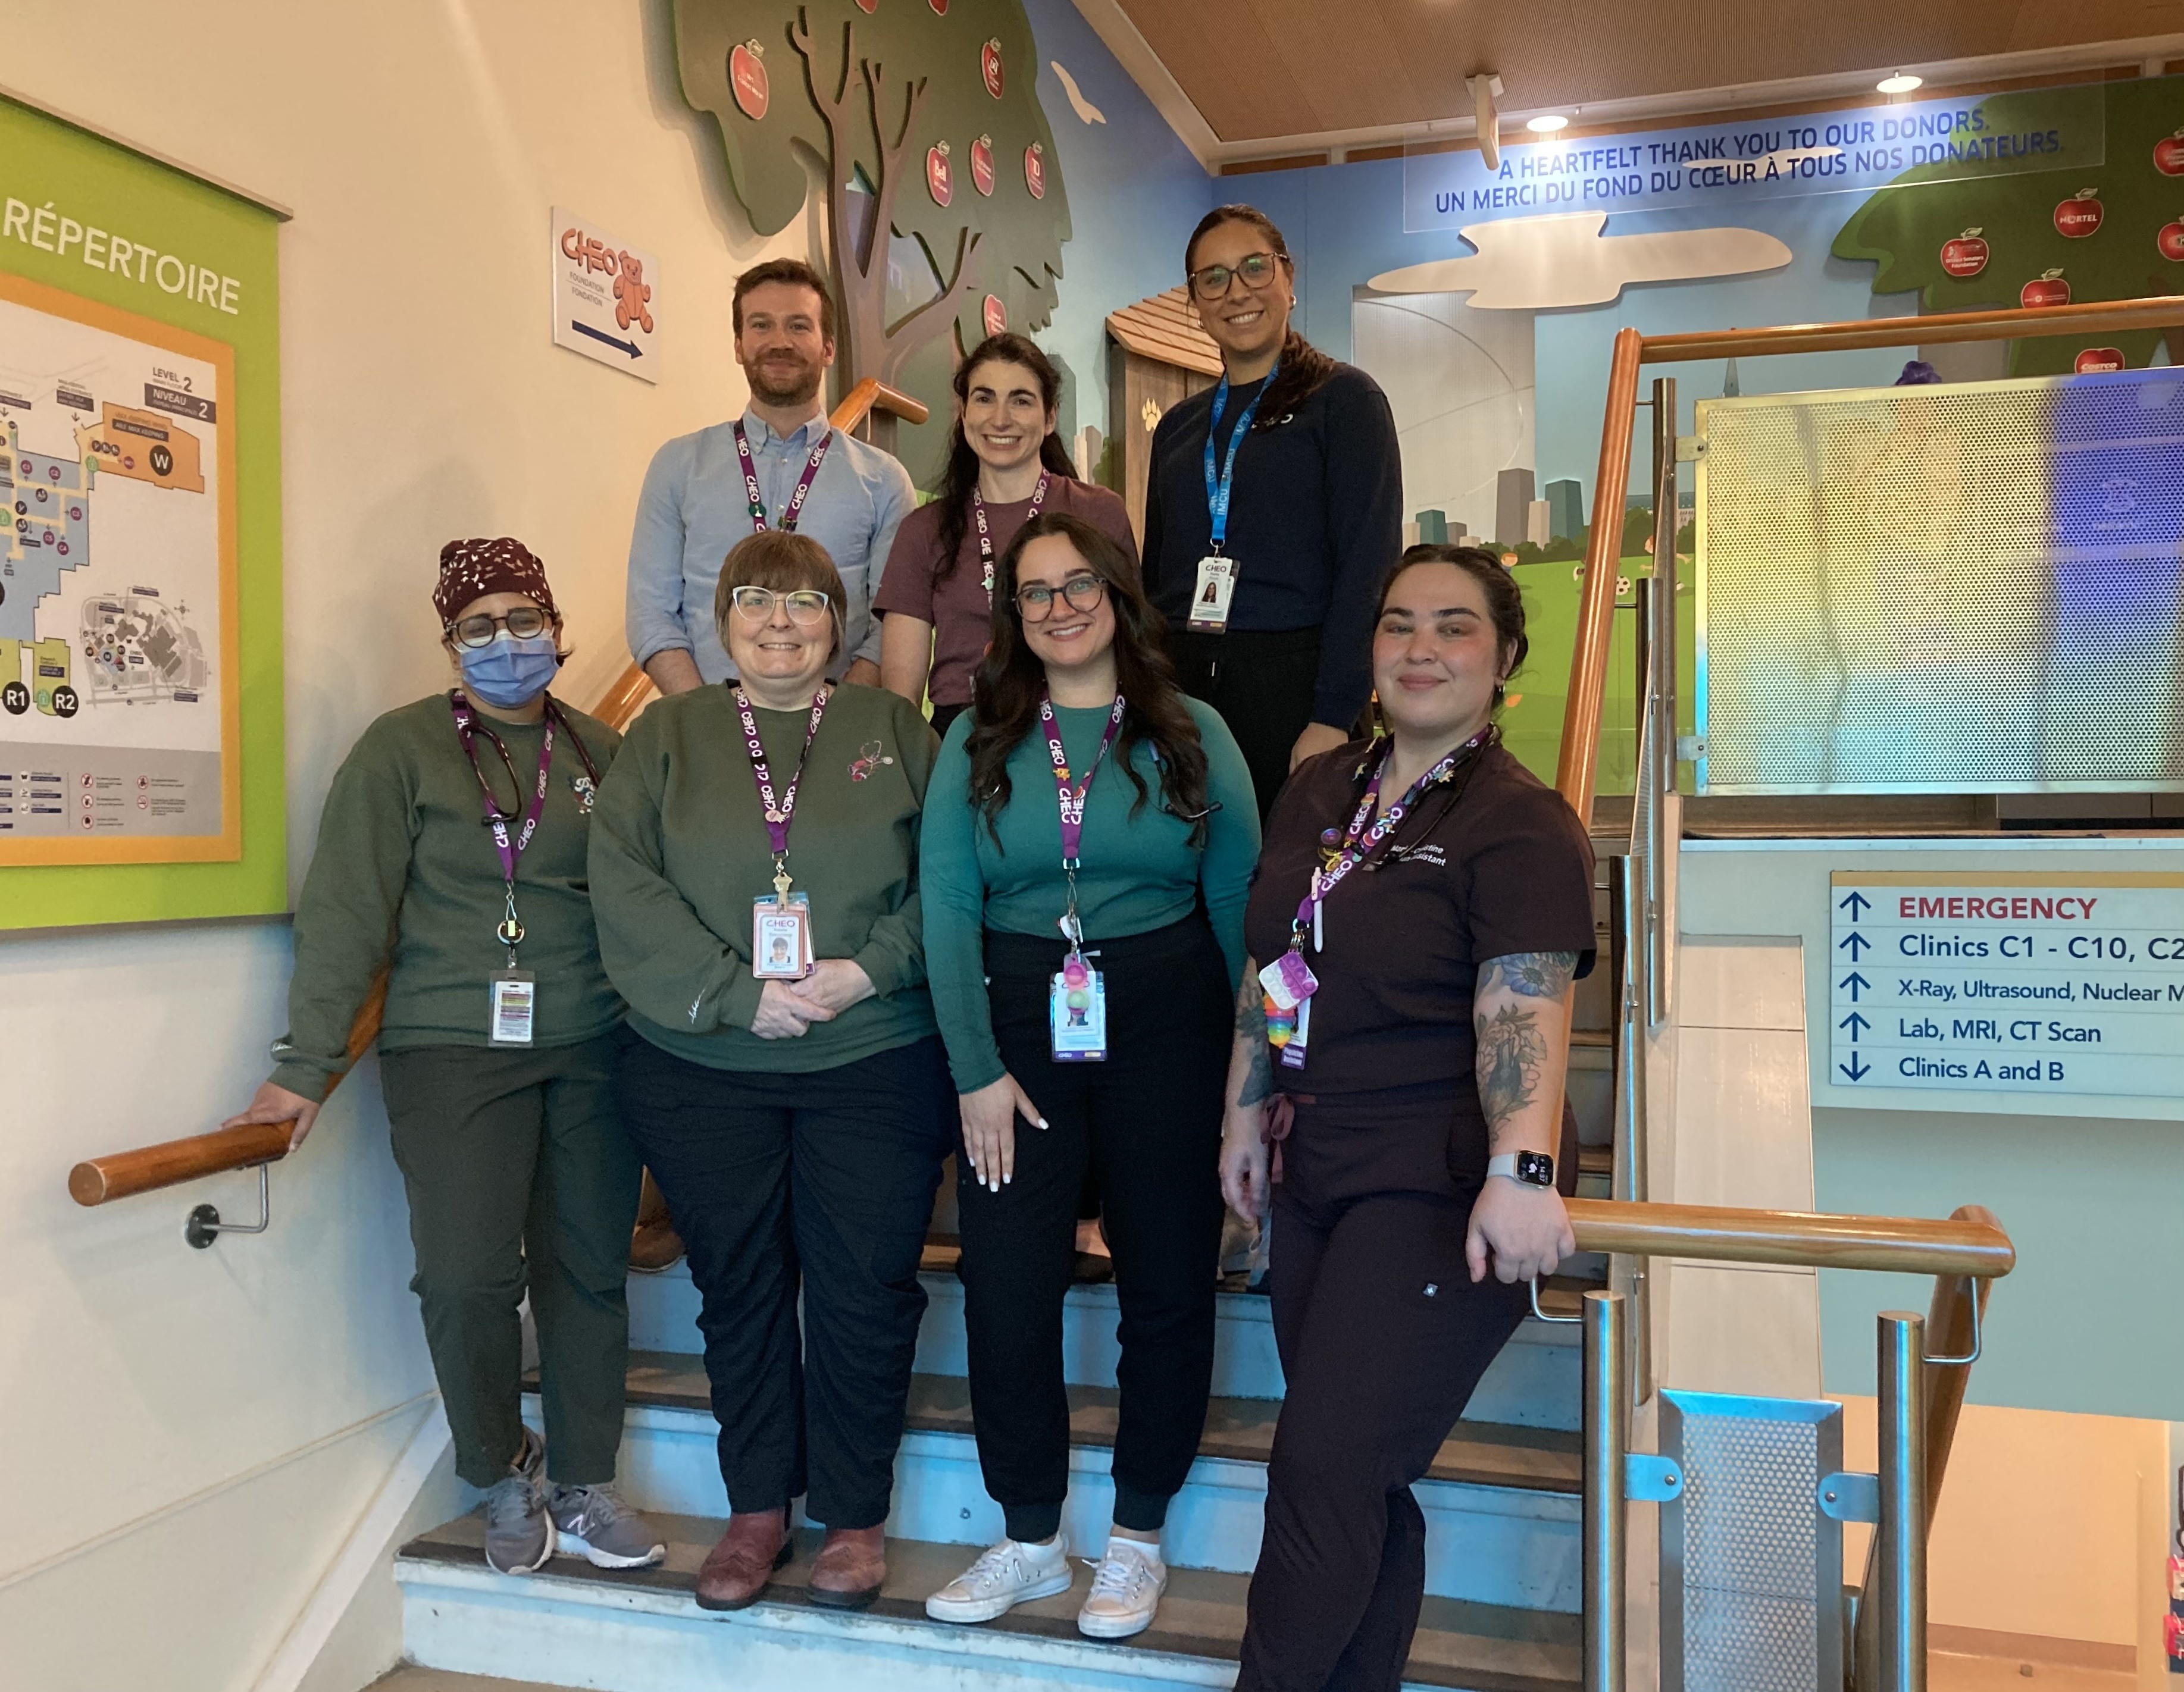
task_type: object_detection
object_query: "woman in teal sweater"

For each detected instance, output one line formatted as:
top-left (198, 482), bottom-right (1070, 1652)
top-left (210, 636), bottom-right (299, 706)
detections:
top-left (919, 512), bottom-right (1259, 1641)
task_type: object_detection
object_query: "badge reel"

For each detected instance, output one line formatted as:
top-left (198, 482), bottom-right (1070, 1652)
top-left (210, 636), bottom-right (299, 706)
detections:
top-left (1258, 941), bottom-right (1318, 1070)
top-left (1050, 908), bottom-right (1107, 1062)
top-left (490, 900), bottom-right (536, 1048)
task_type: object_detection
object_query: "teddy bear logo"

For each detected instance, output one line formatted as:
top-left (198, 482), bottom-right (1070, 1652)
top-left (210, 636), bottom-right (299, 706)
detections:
top-left (614, 251), bottom-right (653, 335)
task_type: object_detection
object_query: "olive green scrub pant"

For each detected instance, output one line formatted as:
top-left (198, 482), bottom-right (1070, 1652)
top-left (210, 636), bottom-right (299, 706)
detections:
top-left (380, 1033), bottom-right (642, 1489)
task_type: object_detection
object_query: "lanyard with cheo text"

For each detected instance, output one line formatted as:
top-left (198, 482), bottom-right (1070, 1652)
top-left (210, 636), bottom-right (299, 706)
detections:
top-left (1261, 723), bottom-right (1496, 1069)
top-left (973, 472), bottom-right (1049, 606)
top-left (1041, 690), bottom-right (1125, 952)
top-left (448, 689), bottom-right (578, 963)
top-left (736, 684), bottom-right (831, 901)
top-left (733, 419), bottom-right (831, 533)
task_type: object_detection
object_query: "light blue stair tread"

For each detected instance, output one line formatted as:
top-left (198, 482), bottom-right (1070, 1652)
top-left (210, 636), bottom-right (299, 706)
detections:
top-left (399, 1512), bottom-right (1579, 1692)
top-left (550, 1355), bottom-right (1582, 1497)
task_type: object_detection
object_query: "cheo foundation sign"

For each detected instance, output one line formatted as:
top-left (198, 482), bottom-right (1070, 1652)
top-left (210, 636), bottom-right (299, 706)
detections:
top-left (552, 207), bottom-right (661, 384)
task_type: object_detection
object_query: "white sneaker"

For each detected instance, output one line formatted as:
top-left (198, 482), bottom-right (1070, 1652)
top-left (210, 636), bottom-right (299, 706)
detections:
top-left (1077, 1537), bottom-right (1167, 1639)
top-left (924, 1534), bottom-right (1074, 1623)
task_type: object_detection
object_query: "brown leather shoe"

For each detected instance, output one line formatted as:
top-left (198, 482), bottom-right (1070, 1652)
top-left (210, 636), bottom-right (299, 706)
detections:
top-left (694, 1509), bottom-right (790, 1612)
top-left (806, 1525), bottom-right (886, 1610)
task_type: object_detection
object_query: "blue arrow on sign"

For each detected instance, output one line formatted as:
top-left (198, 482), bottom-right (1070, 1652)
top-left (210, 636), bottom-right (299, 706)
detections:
top-left (1838, 890), bottom-right (1871, 918)
top-left (1838, 970), bottom-right (1870, 1000)
top-left (1838, 930), bottom-right (1869, 958)
top-left (572, 320), bottom-right (644, 359)
top-left (1838, 1054), bottom-right (1870, 1082)
top-left (1838, 1010), bottom-right (1870, 1041)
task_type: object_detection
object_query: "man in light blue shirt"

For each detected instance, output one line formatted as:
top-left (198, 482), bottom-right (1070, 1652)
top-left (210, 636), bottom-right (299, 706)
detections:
top-left (626, 258), bottom-right (915, 694)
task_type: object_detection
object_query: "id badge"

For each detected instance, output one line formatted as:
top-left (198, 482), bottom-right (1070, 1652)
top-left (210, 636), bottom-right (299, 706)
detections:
top-left (1257, 950), bottom-right (1319, 1012)
top-left (1187, 555), bottom-right (1238, 633)
top-left (1050, 958), bottom-right (1107, 1062)
top-left (1278, 992), bottom-right (1311, 1071)
top-left (752, 893), bottom-right (813, 980)
top-left (489, 969), bottom-right (537, 1046)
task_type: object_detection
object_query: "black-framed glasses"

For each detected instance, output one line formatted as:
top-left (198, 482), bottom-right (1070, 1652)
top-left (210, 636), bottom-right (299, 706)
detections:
top-left (445, 607), bottom-right (554, 648)
top-left (728, 586), bottom-right (833, 625)
top-left (1188, 250), bottom-right (1282, 300)
top-left (1015, 574), bottom-right (1107, 621)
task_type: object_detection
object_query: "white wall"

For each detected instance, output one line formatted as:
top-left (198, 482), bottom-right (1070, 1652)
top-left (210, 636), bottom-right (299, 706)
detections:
top-left (2, 2), bottom-right (797, 1685)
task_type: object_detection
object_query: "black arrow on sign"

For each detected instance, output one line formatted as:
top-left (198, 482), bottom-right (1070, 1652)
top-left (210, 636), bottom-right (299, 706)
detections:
top-left (572, 321), bottom-right (644, 359)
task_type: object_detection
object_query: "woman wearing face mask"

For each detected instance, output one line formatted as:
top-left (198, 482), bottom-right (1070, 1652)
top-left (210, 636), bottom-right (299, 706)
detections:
top-left (1219, 546), bottom-right (1594, 1692)
top-left (1143, 205), bottom-right (1404, 820)
top-left (223, 538), bottom-right (661, 1581)
top-left (877, 333), bottom-right (1137, 739)
top-left (588, 531), bottom-right (947, 1615)
top-left (918, 513), bottom-right (1259, 1641)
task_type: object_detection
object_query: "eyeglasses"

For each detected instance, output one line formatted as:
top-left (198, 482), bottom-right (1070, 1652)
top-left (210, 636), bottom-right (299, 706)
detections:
top-left (1015, 574), bottom-right (1107, 620)
top-left (1188, 250), bottom-right (1282, 301)
top-left (445, 607), bottom-right (554, 648)
top-left (728, 586), bottom-right (833, 625)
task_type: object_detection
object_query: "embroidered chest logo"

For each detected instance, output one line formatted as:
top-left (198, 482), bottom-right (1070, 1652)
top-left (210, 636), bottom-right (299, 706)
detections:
top-left (1387, 841), bottom-right (1447, 867)
top-left (571, 774), bottom-right (597, 814)
top-left (849, 740), bottom-right (895, 782)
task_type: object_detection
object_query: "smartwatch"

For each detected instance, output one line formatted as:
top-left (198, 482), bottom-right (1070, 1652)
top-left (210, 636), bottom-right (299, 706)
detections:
top-left (1487, 1151), bottom-right (1556, 1189)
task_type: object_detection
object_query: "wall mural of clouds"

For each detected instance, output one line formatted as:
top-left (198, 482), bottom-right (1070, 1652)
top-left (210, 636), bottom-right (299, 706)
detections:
top-left (1368, 211), bottom-right (1791, 311)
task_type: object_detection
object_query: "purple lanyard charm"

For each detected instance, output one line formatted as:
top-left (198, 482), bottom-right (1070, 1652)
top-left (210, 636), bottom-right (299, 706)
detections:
top-left (450, 690), bottom-right (558, 954)
top-left (1040, 691), bottom-right (1125, 947)
top-left (735, 685), bottom-right (830, 898)
top-left (733, 419), bottom-right (831, 534)
top-left (973, 472), bottom-right (1049, 606)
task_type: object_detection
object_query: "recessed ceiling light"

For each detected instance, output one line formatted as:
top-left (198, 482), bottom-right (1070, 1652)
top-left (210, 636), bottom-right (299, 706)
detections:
top-left (1526, 114), bottom-right (1569, 133)
top-left (1876, 73), bottom-right (1923, 95)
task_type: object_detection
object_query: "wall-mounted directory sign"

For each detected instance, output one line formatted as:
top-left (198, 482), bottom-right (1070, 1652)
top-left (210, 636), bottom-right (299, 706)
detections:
top-left (1827, 871), bottom-right (2184, 1100)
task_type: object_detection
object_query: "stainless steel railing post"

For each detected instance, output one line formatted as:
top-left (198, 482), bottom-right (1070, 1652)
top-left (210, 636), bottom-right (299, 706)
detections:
top-left (1613, 855), bottom-right (1653, 1405)
top-left (1582, 1288), bottom-right (1630, 1692)
top-left (1646, 375), bottom-right (1678, 1027)
top-left (1876, 1311), bottom-right (1929, 1692)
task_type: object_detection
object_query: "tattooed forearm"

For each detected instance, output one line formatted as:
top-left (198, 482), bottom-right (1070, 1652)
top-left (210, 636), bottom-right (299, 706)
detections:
top-left (1478, 951), bottom-right (1579, 1000)
top-left (1476, 1002), bottom-right (1547, 1127)
top-left (1234, 962), bottom-right (1274, 1107)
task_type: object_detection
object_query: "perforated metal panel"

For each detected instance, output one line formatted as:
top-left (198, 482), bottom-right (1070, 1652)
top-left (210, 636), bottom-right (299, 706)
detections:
top-left (1660, 1390), bottom-right (1844, 1692)
top-left (1695, 368), bottom-right (2184, 792)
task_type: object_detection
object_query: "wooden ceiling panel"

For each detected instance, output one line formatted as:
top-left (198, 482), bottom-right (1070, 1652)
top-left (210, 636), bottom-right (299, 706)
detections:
top-left (1107, 0), bottom-right (2184, 143)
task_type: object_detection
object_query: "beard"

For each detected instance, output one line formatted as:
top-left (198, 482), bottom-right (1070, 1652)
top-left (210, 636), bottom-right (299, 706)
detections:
top-left (744, 350), bottom-right (822, 408)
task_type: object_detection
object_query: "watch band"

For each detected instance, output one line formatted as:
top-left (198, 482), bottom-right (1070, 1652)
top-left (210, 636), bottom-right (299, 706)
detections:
top-left (1487, 1151), bottom-right (1556, 1187)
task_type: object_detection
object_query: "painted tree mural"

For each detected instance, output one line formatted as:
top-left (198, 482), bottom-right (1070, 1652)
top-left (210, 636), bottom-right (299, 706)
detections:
top-left (674, 0), bottom-right (1071, 419)
top-left (1833, 78), bottom-right (2184, 376)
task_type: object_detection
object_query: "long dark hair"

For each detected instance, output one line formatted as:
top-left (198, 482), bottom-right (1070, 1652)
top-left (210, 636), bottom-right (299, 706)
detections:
top-left (1379, 544), bottom-right (1529, 707)
top-left (967, 512), bottom-right (1212, 845)
top-left (1184, 204), bottom-right (1339, 424)
top-left (933, 333), bottom-right (1078, 583)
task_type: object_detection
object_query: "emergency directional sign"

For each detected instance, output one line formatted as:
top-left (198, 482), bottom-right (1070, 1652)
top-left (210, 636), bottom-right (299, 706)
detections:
top-left (1827, 871), bottom-right (2184, 1100)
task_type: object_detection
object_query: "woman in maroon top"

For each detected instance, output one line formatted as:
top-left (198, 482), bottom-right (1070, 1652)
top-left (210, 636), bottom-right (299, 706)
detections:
top-left (1219, 545), bottom-right (1595, 1692)
top-left (878, 334), bottom-right (1137, 737)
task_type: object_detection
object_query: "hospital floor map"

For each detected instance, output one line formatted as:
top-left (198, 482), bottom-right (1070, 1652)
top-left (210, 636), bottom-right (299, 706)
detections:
top-left (0, 274), bottom-right (231, 854)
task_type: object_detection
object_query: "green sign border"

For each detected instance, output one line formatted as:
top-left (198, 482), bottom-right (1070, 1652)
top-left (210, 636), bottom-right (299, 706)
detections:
top-left (0, 95), bottom-right (283, 928)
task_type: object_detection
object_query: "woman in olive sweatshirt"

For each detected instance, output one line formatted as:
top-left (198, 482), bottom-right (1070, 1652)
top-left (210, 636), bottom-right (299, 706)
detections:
top-left (587, 529), bottom-right (946, 1616)
top-left (917, 512), bottom-right (1260, 1641)
top-left (223, 538), bottom-right (662, 1580)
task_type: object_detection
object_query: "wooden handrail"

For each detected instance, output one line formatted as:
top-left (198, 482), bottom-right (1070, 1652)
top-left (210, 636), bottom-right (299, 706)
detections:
top-left (1639, 293), bottom-right (2184, 364)
top-left (1554, 327), bottom-right (1644, 829)
top-left (70, 378), bottom-right (933, 1209)
top-left (1565, 1197), bottom-right (2014, 1279)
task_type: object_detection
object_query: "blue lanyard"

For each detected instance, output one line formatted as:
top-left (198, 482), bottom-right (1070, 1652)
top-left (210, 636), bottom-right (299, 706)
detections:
top-left (1201, 360), bottom-right (1275, 553)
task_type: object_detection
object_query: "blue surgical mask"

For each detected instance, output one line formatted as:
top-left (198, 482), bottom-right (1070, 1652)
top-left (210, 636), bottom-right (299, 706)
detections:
top-left (459, 632), bottom-right (561, 709)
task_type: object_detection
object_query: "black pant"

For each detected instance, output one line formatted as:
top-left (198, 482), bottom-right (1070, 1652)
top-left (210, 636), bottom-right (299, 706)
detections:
top-left (381, 1035), bottom-right (642, 1489)
top-left (1169, 625), bottom-right (1325, 821)
top-left (615, 1033), bottom-right (952, 1528)
top-left (930, 700), bottom-right (967, 739)
top-left (957, 914), bottom-right (1231, 1543)
top-left (1237, 1178), bottom-right (1529, 1692)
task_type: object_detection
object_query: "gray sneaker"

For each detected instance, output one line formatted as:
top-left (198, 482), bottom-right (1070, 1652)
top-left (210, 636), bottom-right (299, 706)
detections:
top-left (483, 1431), bottom-right (554, 1575)
top-left (549, 1483), bottom-right (667, 1569)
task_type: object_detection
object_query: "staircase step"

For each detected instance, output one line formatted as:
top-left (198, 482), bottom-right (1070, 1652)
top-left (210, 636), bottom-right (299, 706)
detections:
top-left (396, 1515), bottom-right (1579, 1692)
top-left (574, 1356), bottom-right (1580, 1497)
top-left (628, 1270), bottom-right (1588, 1431)
top-left (369, 1671), bottom-right (571, 1692)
